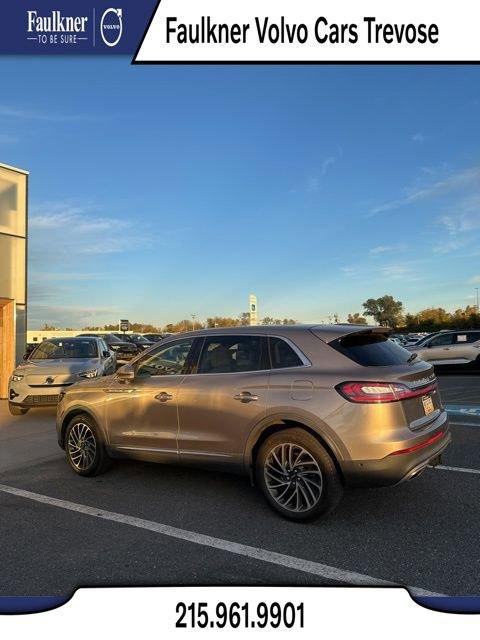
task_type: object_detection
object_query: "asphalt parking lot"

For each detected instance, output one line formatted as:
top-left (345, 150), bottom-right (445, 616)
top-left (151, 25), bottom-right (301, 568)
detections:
top-left (0, 372), bottom-right (479, 599)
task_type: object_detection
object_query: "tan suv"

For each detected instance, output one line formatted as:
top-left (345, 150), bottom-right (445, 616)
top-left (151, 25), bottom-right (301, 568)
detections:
top-left (56, 325), bottom-right (451, 521)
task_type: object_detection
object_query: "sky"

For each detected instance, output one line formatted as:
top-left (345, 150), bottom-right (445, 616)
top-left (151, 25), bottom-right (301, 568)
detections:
top-left (1, 61), bottom-right (480, 328)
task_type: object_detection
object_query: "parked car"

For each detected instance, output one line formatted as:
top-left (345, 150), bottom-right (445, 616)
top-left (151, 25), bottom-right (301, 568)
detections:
top-left (111, 332), bottom-right (155, 350)
top-left (410, 330), bottom-right (450, 348)
top-left (78, 333), bottom-right (140, 363)
top-left (9, 337), bottom-right (116, 416)
top-left (405, 333), bottom-right (424, 346)
top-left (24, 343), bottom-right (38, 357)
top-left (142, 333), bottom-right (172, 342)
top-left (407, 330), bottom-right (480, 369)
top-left (56, 325), bottom-right (450, 521)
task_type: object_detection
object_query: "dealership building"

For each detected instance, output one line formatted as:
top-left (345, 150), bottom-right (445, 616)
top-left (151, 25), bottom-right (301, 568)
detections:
top-left (0, 163), bottom-right (28, 399)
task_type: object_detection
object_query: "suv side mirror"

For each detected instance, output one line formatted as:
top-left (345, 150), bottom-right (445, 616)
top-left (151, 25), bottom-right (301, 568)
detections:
top-left (103, 350), bottom-right (110, 358)
top-left (116, 363), bottom-right (135, 381)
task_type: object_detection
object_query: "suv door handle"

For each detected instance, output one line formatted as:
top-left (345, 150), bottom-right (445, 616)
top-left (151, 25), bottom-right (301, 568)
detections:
top-left (234, 391), bottom-right (259, 403)
top-left (155, 392), bottom-right (173, 402)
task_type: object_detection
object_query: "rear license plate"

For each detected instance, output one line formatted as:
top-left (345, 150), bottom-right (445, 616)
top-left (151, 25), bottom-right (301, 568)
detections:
top-left (422, 395), bottom-right (434, 416)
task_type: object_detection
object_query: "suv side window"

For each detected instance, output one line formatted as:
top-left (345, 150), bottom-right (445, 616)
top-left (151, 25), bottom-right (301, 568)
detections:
top-left (269, 336), bottom-right (304, 369)
top-left (136, 338), bottom-right (194, 377)
top-left (429, 333), bottom-right (455, 347)
top-left (197, 335), bottom-right (266, 374)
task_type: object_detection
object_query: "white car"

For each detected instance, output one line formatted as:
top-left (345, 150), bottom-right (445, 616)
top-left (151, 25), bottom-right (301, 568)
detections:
top-left (8, 337), bottom-right (116, 415)
top-left (406, 330), bottom-right (480, 368)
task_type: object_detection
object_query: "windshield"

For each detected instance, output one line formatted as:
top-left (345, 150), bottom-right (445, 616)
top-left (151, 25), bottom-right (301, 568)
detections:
top-left (414, 334), bottom-right (438, 347)
top-left (129, 334), bottom-right (150, 343)
top-left (105, 334), bottom-right (122, 342)
top-left (331, 333), bottom-right (412, 366)
top-left (30, 339), bottom-right (99, 360)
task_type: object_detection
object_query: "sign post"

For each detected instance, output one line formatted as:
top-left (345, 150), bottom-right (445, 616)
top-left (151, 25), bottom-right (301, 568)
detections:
top-left (249, 294), bottom-right (258, 326)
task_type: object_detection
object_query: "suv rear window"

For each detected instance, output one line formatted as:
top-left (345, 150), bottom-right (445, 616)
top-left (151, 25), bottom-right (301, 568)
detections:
top-left (330, 333), bottom-right (411, 366)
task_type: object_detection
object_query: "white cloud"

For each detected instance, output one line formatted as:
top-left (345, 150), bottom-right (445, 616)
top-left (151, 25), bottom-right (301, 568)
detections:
top-left (412, 133), bottom-right (426, 143)
top-left (369, 165), bottom-right (480, 216)
top-left (30, 201), bottom-right (151, 258)
top-left (340, 266), bottom-right (357, 277)
top-left (369, 243), bottom-right (406, 255)
top-left (0, 104), bottom-right (96, 122)
top-left (379, 264), bottom-right (410, 279)
top-left (420, 162), bottom-right (450, 176)
top-left (432, 239), bottom-right (467, 255)
top-left (28, 283), bottom-right (68, 303)
top-left (438, 194), bottom-right (480, 235)
top-left (32, 272), bottom-right (112, 282)
top-left (28, 303), bottom-right (119, 329)
top-left (469, 275), bottom-right (480, 284)
top-left (305, 148), bottom-right (342, 193)
top-left (320, 156), bottom-right (335, 176)
top-left (29, 203), bottom-right (88, 229)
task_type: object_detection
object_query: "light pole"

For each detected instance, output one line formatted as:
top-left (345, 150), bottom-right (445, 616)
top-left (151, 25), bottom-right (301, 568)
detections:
top-left (191, 314), bottom-right (196, 330)
top-left (476, 288), bottom-right (479, 312)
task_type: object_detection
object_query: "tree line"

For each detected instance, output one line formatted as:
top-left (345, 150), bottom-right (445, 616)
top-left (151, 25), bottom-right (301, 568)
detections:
top-left (42, 295), bottom-right (480, 334)
top-left (77, 315), bottom-right (297, 334)
top-left (347, 295), bottom-right (480, 332)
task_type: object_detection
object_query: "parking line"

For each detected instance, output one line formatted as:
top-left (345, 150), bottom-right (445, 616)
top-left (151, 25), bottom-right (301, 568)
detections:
top-left (446, 405), bottom-right (480, 425)
top-left (448, 421), bottom-right (480, 428)
top-left (445, 405), bottom-right (480, 417)
top-left (436, 465), bottom-right (480, 476)
top-left (0, 482), bottom-right (442, 597)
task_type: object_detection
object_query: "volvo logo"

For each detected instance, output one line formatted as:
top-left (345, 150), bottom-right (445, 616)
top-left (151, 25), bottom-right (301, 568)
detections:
top-left (45, 376), bottom-right (55, 384)
top-left (100, 8), bottom-right (123, 47)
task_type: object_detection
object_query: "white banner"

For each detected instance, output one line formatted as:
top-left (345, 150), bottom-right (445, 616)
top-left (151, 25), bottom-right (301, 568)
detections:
top-left (1, 587), bottom-right (478, 638)
top-left (134, 0), bottom-right (480, 62)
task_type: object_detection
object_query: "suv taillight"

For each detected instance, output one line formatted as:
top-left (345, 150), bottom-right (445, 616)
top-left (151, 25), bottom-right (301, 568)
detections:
top-left (336, 381), bottom-right (437, 404)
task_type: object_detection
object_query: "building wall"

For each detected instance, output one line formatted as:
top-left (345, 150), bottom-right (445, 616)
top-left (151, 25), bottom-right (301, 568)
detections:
top-left (27, 329), bottom-right (133, 344)
top-left (0, 163), bottom-right (28, 398)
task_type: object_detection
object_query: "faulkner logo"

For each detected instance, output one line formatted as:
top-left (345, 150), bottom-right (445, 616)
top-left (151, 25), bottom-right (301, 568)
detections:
top-left (100, 8), bottom-right (123, 47)
top-left (26, 10), bottom-right (89, 45)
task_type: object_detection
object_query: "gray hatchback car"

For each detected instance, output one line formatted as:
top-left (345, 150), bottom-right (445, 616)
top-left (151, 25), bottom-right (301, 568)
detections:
top-left (56, 325), bottom-right (451, 521)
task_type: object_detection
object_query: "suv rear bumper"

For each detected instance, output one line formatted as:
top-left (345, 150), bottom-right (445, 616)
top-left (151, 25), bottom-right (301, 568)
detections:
top-left (341, 425), bottom-right (452, 488)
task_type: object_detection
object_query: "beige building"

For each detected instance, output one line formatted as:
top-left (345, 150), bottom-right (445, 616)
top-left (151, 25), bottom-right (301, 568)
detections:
top-left (0, 163), bottom-right (28, 399)
top-left (27, 329), bottom-right (133, 343)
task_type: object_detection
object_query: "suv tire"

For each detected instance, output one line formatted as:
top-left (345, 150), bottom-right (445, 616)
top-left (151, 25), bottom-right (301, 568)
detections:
top-left (256, 427), bottom-right (343, 522)
top-left (65, 414), bottom-right (111, 477)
